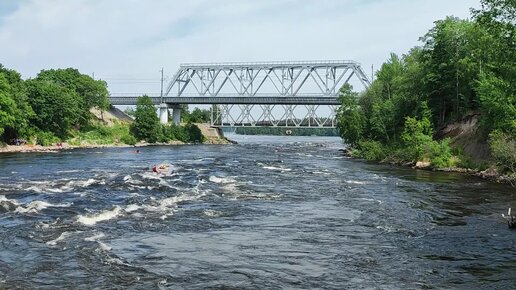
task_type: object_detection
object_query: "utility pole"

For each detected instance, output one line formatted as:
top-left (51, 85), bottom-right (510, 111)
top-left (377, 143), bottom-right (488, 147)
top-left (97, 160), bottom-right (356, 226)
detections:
top-left (160, 67), bottom-right (164, 103)
top-left (371, 65), bottom-right (374, 83)
top-left (92, 72), bottom-right (95, 80)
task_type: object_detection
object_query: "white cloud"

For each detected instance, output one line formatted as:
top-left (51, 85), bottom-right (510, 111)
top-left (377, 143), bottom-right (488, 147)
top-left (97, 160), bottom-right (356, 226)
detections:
top-left (0, 0), bottom-right (475, 94)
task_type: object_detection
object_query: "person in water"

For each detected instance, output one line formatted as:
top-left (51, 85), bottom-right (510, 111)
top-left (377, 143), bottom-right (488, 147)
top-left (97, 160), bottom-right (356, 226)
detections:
top-left (152, 163), bottom-right (170, 174)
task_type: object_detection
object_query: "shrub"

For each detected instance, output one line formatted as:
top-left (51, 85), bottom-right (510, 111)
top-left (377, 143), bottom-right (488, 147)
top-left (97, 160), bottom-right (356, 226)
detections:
top-left (356, 139), bottom-right (386, 161)
top-left (489, 130), bottom-right (516, 174)
top-left (162, 124), bottom-right (187, 142)
top-left (426, 138), bottom-right (454, 168)
top-left (120, 134), bottom-right (137, 145)
top-left (184, 123), bottom-right (204, 143)
top-left (34, 131), bottom-right (59, 146)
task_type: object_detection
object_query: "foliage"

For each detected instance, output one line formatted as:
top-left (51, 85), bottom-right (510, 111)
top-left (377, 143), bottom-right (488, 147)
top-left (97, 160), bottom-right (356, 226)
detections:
top-left (69, 122), bottom-right (133, 145)
top-left (183, 107), bottom-right (211, 123)
top-left (33, 130), bottom-right (60, 146)
top-left (160, 123), bottom-right (205, 143)
top-left (355, 140), bottom-right (386, 161)
top-left (489, 130), bottom-right (516, 174)
top-left (120, 134), bottom-right (137, 145)
top-left (337, 84), bottom-right (363, 146)
top-left (26, 79), bottom-right (82, 138)
top-left (35, 68), bottom-right (110, 128)
top-left (184, 123), bottom-right (205, 143)
top-left (131, 95), bottom-right (161, 143)
top-left (0, 74), bottom-right (18, 136)
top-left (0, 65), bottom-right (33, 140)
top-left (234, 127), bottom-right (338, 136)
top-left (335, 2), bottom-right (515, 172)
top-left (124, 107), bottom-right (136, 117)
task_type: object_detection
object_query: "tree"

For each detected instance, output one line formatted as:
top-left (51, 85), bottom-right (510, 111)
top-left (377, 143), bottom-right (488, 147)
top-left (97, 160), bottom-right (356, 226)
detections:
top-left (131, 95), bottom-right (160, 143)
top-left (187, 107), bottom-right (211, 123)
top-left (0, 74), bottom-right (18, 138)
top-left (26, 79), bottom-right (82, 138)
top-left (420, 17), bottom-right (483, 125)
top-left (36, 68), bottom-right (110, 127)
top-left (337, 84), bottom-right (363, 146)
top-left (0, 65), bottom-right (36, 141)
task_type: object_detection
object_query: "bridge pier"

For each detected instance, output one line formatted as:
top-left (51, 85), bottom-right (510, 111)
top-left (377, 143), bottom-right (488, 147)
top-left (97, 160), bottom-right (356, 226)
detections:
top-left (159, 103), bottom-right (169, 124)
top-left (171, 105), bottom-right (181, 125)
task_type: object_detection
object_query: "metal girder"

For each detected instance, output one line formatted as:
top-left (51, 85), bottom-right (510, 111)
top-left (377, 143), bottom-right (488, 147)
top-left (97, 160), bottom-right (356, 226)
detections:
top-left (109, 61), bottom-right (371, 128)
top-left (212, 104), bottom-right (339, 128)
top-left (164, 60), bottom-right (370, 98)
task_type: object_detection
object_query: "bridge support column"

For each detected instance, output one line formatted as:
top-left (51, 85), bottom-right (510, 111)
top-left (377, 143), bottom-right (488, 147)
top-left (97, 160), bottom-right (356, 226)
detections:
top-left (172, 105), bottom-right (181, 125)
top-left (159, 103), bottom-right (169, 124)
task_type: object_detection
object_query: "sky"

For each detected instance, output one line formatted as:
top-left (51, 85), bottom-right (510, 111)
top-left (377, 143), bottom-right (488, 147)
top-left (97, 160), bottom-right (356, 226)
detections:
top-left (0, 0), bottom-right (477, 95)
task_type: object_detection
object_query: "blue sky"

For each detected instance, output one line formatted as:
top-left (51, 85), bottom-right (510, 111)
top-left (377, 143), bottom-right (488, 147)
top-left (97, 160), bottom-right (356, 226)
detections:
top-left (0, 0), bottom-right (476, 94)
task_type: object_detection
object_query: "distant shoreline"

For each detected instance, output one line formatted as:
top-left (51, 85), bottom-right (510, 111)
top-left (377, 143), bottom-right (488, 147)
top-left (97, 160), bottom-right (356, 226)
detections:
top-left (0, 141), bottom-right (183, 154)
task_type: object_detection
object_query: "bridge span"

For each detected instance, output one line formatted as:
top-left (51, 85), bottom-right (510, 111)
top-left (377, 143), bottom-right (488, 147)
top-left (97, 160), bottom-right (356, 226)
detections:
top-left (109, 60), bottom-right (370, 127)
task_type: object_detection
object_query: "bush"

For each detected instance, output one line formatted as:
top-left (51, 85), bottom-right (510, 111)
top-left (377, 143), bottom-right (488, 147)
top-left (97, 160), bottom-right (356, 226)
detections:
top-left (162, 124), bottom-right (188, 142)
top-left (356, 139), bottom-right (387, 161)
top-left (489, 130), bottom-right (516, 174)
top-left (426, 138), bottom-right (454, 168)
top-left (120, 134), bottom-right (137, 145)
top-left (184, 123), bottom-right (204, 143)
top-left (34, 131), bottom-right (59, 146)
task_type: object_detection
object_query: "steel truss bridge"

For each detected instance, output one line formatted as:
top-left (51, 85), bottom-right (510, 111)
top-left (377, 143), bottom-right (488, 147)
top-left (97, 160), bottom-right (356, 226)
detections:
top-left (109, 60), bottom-right (371, 127)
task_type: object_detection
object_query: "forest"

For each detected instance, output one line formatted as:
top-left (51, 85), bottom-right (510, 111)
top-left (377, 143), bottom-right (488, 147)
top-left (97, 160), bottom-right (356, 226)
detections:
top-left (337, 0), bottom-right (515, 178)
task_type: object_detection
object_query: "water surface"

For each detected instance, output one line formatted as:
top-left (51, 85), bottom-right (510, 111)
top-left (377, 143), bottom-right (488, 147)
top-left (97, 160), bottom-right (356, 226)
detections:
top-left (0, 135), bottom-right (514, 289)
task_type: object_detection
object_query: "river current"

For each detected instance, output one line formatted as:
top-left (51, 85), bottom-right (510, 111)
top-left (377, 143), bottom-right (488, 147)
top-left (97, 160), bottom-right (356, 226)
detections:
top-left (0, 135), bottom-right (514, 289)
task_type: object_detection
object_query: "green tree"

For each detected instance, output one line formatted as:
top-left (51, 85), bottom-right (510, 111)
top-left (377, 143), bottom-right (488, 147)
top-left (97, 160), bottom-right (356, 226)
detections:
top-left (337, 84), bottom-right (364, 146)
top-left (0, 65), bottom-right (34, 140)
top-left (420, 17), bottom-right (483, 125)
top-left (131, 95), bottom-right (160, 143)
top-left (26, 79), bottom-right (82, 138)
top-left (36, 68), bottom-right (110, 127)
top-left (0, 74), bottom-right (18, 138)
top-left (188, 107), bottom-right (211, 123)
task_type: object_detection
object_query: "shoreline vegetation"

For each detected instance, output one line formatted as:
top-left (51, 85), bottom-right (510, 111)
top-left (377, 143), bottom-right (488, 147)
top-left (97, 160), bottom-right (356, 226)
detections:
top-left (0, 62), bottom-right (228, 153)
top-left (336, 0), bottom-right (515, 186)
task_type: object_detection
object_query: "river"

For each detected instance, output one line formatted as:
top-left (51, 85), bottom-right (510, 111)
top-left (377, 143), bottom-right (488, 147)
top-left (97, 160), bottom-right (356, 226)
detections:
top-left (0, 135), bottom-right (514, 289)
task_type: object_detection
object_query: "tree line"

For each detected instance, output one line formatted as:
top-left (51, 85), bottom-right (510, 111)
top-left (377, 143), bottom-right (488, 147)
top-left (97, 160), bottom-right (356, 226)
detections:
top-left (0, 66), bottom-right (205, 146)
top-left (337, 0), bottom-right (515, 175)
top-left (0, 66), bottom-right (110, 145)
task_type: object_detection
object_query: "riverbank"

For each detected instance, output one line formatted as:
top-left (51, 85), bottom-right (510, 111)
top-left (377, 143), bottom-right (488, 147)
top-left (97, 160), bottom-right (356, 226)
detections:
top-left (340, 148), bottom-right (515, 186)
top-left (0, 141), bottom-right (181, 154)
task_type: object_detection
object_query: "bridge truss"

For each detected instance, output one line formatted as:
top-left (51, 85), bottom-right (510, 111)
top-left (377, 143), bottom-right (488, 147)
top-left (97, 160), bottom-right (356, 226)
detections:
top-left (109, 61), bottom-right (371, 127)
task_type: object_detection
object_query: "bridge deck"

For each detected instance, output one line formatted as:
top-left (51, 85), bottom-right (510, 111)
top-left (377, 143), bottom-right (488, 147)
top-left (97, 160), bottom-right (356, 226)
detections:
top-left (108, 95), bottom-right (340, 105)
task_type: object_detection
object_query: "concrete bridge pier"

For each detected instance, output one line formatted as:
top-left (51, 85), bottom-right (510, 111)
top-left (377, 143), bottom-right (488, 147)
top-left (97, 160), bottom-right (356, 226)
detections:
top-left (171, 105), bottom-right (181, 125)
top-left (159, 103), bottom-right (169, 124)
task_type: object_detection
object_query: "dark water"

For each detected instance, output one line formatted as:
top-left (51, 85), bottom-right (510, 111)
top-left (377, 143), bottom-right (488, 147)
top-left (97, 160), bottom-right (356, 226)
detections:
top-left (0, 135), bottom-right (515, 289)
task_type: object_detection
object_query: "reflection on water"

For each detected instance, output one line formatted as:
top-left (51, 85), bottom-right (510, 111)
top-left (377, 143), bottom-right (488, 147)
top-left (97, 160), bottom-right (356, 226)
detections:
top-left (0, 135), bottom-right (515, 289)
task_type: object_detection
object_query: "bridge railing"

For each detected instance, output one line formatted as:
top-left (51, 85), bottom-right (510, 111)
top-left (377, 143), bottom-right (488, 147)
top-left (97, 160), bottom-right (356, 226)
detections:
top-left (180, 60), bottom-right (361, 68)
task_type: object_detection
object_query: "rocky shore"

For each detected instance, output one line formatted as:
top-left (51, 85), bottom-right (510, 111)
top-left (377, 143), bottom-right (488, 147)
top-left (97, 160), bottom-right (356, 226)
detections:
top-left (339, 148), bottom-right (515, 186)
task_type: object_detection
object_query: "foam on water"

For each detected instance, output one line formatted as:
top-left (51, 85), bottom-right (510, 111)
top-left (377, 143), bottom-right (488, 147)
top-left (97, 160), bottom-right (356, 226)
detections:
top-left (209, 176), bottom-right (236, 184)
top-left (85, 232), bottom-right (106, 242)
top-left (203, 209), bottom-right (223, 217)
top-left (77, 206), bottom-right (122, 226)
top-left (14, 200), bottom-right (72, 214)
top-left (346, 180), bottom-right (367, 185)
top-left (46, 231), bottom-right (74, 246)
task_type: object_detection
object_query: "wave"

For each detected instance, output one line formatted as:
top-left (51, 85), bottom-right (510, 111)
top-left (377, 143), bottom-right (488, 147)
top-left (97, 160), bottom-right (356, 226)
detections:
top-left (22, 178), bottom-right (103, 194)
top-left (15, 200), bottom-right (72, 214)
top-left (209, 176), bottom-right (236, 184)
top-left (46, 231), bottom-right (74, 246)
top-left (0, 195), bottom-right (71, 214)
top-left (77, 206), bottom-right (122, 226)
top-left (346, 180), bottom-right (366, 185)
